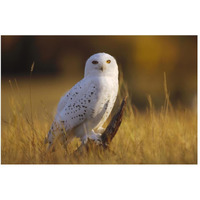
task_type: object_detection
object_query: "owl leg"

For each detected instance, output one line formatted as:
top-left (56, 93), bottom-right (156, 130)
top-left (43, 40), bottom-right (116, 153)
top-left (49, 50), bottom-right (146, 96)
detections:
top-left (89, 130), bottom-right (101, 143)
top-left (81, 135), bottom-right (88, 144)
top-left (76, 125), bottom-right (101, 144)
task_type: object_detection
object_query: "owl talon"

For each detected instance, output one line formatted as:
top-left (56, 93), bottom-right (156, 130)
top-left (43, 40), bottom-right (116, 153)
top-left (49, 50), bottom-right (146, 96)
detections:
top-left (97, 127), bottom-right (105, 134)
top-left (89, 132), bottom-right (102, 144)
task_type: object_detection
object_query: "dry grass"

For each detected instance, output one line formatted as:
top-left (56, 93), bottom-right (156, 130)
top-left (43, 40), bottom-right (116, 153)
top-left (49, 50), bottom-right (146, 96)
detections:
top-left (1, 74), bottom-right (197, 164)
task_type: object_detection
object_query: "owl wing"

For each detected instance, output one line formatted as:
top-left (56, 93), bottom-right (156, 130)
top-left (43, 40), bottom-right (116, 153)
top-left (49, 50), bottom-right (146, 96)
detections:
top-left (57, 78), bottom-right (86, 113)
top-left (53, 77), bottom-right (98, 131)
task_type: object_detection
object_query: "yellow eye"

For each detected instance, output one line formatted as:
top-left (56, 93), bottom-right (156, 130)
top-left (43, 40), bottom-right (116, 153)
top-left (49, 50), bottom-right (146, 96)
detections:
top-left (92, 60), bottom-right (98, 64)
top-left (106, 60), bottom-right (111, 64)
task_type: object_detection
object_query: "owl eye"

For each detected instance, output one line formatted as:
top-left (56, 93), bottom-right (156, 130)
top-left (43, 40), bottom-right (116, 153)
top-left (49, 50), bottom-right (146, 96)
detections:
top-left (92, 60), bottom-right (98, 64)
top-left (106, 60), bottom-right (111, 64)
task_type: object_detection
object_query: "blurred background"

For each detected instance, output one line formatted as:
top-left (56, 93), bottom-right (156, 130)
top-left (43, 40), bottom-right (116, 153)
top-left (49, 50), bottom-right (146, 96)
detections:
top-left (1, 36), bottom-right (197, 120)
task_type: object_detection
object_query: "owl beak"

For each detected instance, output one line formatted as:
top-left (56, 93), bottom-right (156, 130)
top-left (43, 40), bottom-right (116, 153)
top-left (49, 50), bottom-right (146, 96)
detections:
top-left (96, 64), bottom-right (104, 71)
top-left (99, 65), bottom-right (104, 71)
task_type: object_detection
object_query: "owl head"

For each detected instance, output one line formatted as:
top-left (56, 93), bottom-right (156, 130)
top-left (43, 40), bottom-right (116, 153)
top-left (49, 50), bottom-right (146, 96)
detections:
top-left (84, 53), bottom-right (119, 78)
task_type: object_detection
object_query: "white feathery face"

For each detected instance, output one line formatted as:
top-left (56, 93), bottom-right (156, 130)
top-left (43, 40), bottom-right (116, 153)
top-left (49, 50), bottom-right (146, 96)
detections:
top-left (84, 53), bottom-right (118, 78)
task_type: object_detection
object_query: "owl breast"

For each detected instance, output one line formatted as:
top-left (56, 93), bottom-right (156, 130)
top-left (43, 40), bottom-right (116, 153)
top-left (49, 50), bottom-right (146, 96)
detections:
top-left (87, 75), bottom-right (118, 130)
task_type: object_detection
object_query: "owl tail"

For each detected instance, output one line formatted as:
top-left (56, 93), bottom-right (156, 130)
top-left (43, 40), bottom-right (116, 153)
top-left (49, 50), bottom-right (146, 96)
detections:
top-left (44, 128), bottom-right (55, 152)
top-left (44, 126), bottom-right (53, 145)
top-left (44, 136), bottom-right (48, 144)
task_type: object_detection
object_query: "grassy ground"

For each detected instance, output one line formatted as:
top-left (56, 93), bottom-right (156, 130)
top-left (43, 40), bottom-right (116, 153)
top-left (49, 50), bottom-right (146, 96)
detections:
top-left (1, 74), bottom-right (197, 164)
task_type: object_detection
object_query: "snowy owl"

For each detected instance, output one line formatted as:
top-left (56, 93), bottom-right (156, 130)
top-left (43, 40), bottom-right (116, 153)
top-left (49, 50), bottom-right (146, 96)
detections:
top-left (46, 52), bottom-right (119, 150)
